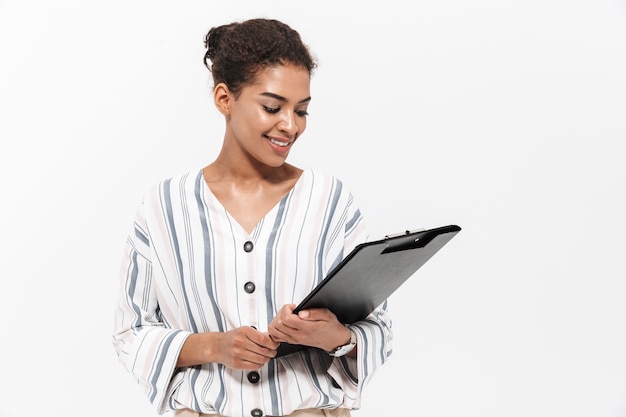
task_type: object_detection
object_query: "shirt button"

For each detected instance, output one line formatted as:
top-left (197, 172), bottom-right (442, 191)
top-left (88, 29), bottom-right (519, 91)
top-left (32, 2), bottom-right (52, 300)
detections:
top-left (247, 371), bottom-right (260, 383)
top-left (251, 409), bottom-right (263, 417)
top-left (244, 282), bottom-right (256, 293)
top-left (243, 241), bottom-right (254, 252)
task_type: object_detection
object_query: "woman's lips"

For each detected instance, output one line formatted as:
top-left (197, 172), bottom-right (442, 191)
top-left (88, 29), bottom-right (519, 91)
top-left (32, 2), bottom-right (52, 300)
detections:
top-left (265, 135), bottom-right (294, 154)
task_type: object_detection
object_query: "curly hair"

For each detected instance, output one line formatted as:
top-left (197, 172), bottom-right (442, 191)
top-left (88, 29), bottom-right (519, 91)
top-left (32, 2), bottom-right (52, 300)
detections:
top-left (203, 18), bottom-right (318, 97)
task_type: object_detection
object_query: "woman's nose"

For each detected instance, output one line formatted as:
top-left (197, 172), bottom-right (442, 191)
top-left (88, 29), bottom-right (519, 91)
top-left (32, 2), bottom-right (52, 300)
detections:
top-left (278, 111), bottom-right (298, 136)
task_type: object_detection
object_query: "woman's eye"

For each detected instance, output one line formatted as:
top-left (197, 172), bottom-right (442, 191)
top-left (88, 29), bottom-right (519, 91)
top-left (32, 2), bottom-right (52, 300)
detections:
top-left (263, 106), bottom-right (280, 114)
top-left (296, 110), bottom-right (309, 117)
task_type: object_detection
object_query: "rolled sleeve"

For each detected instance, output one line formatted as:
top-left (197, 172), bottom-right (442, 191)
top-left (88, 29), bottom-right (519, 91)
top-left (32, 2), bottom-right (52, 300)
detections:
top-left (327, 304), bottom-right (393, 409)
top-left (112, 204), bottom-right (191, 413)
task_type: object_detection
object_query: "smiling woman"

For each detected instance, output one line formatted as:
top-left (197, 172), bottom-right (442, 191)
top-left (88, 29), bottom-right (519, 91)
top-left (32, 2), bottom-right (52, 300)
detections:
top-left (214, 64), bottom-right (311, 176)
top-left (111, 18), bottom-right (393, 417)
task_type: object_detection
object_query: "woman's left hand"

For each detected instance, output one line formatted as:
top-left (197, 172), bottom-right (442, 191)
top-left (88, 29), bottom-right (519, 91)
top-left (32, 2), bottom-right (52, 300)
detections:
top-left (268, 304), bottom-right (351, 352)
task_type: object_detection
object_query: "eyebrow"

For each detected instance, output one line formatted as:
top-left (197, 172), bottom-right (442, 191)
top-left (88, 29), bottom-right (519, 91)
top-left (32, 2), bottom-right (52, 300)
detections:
top-left (260, 92), bottom-right (311, 104)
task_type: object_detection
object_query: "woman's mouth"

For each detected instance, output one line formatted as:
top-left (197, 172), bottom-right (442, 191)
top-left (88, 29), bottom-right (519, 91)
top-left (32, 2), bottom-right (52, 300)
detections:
top-left (266, 136), bottom-right (291, 147)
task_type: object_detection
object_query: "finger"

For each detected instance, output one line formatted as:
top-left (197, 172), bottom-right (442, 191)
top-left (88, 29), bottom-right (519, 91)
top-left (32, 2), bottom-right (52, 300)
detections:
top-left (235, 355), bottom-right (271, 370)
top-left (258, 335), bottom-right (280, 350)
top-left (268, 326), bottom-right (293, 342)
top-left (297, 308), bottom-right (334, 322)
top-left (247, 329), bottom-right (279, 347)
top-left (276, 312), bottom-right (304, 332)
top-left (246, 343), bottom-right (278, 362)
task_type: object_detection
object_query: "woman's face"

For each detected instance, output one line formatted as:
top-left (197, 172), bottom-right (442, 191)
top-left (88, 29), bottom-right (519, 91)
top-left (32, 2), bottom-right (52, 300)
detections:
top-left (224, 64), bottom-right (311, 168)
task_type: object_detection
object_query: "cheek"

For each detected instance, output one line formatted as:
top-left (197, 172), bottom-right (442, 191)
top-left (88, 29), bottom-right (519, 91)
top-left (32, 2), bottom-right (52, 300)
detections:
top-left (297, 118), bottom-right (307, 135)
top-left (246, 108), bottom-right (274, 129)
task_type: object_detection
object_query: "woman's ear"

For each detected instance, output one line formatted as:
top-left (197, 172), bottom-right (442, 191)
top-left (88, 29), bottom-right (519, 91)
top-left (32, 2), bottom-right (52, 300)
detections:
top-left (213, 83), bottom-right (232, 115)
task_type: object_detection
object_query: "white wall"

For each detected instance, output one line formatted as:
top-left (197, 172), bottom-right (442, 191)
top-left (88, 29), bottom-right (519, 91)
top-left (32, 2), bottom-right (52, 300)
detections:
top-left (1, 1), bottom-right (625, 416)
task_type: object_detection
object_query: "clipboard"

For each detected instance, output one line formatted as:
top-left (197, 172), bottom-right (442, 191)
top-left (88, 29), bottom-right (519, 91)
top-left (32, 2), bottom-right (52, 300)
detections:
top-left (275, 224), bottom-right (461, 357)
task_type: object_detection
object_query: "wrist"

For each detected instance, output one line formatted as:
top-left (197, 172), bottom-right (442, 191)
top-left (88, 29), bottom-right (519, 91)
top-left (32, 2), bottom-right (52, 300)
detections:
top-left (327, 325), bottom-right (356, 357)
top-left (177, 332), bottom-right (220, 367)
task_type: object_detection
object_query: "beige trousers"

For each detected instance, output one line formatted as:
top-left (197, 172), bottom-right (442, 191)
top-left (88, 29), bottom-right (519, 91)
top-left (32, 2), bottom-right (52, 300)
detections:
top-left (174, 407), bottom-right (351, 417)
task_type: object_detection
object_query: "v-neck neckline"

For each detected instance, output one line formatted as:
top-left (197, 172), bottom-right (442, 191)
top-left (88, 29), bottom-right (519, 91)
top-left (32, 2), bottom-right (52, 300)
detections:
top-left (200, 169), bottom-right (309, 236)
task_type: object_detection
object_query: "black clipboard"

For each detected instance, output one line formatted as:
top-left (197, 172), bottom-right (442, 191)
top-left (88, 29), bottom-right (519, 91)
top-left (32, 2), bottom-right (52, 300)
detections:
top-left (275, 224), bottom-right (461, 357)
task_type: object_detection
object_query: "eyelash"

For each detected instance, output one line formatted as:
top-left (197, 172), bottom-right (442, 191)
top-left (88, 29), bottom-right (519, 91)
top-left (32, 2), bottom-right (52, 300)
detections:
top-left (263, 106), bottom-right (309, 117)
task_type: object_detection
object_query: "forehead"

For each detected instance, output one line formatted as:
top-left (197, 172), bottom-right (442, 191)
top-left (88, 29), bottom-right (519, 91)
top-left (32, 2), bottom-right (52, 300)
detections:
top-left (246, 64), bottom-right (311, 100)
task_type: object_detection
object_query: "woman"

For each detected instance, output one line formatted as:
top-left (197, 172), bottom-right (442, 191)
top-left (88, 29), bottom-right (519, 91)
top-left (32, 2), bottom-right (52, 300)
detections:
top-left (112, 18), bottom-right (392, 417)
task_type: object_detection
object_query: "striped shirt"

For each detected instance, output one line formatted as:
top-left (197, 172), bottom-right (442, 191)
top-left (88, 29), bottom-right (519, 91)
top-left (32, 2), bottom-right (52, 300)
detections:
top-left (112, 168), bottom-right (393, 417)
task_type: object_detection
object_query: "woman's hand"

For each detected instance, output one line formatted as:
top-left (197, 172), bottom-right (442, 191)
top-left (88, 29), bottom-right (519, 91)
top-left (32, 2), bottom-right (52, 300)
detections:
top-left (177, 326), bottom-right (279, 370)
top-left (268, 304), bottom-right (351, 353)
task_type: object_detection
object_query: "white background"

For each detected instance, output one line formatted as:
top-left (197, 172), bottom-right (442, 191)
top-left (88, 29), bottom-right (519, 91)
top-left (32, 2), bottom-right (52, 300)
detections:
top-left (1, 1), bottom-right (625, 416)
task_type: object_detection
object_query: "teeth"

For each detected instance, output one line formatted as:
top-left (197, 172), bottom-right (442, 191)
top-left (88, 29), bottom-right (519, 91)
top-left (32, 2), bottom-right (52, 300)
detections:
top-left (269, 138), bottom-right (289, 147)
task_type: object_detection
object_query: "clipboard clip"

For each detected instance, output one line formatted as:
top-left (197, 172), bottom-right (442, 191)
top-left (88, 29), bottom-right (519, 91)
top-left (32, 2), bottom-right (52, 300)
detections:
top-left (381, 228), bottom-right (437, 254)
top-left (384, 228), bottom-right (425, 239)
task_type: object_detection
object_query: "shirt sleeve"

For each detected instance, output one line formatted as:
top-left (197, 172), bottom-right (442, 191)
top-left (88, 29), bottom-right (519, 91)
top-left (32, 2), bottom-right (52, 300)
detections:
top-left (111, 197), bottom-right (191, 414)
top-left (328, 306), bottom-right (393, 409)
top-left (326, 189), bottom-right (394, 409)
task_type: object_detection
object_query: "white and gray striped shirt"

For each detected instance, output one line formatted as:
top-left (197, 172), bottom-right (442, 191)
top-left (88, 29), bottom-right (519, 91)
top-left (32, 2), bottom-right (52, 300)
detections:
top-left (112, 168), bottom-right (393, 417)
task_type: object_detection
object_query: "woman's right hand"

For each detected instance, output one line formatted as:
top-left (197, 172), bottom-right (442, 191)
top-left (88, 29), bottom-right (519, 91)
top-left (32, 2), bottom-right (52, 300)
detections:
top-left (215, 326), bottom-right (280, 369)
top-left (177, 326), bottom-right (279, 370)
